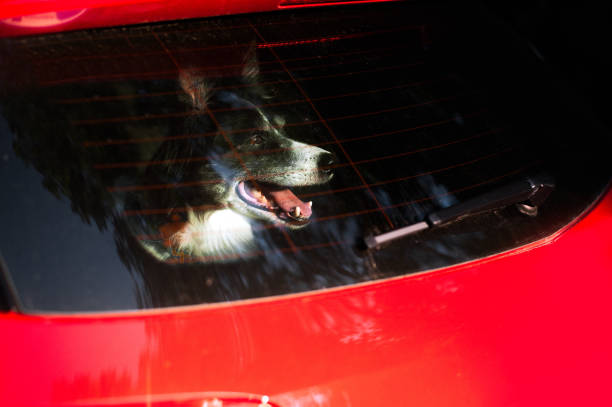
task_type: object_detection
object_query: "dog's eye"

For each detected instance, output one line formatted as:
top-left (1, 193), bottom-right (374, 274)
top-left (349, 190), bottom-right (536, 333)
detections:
top-left (249, 132), bottom-right (265, 146)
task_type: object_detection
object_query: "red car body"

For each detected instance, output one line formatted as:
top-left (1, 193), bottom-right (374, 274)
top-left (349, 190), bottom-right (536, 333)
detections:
top-left (1, 1), bottom-right (611, 406)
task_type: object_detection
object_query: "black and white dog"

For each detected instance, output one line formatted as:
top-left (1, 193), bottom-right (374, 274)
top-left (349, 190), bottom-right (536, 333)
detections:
top-left (131, 49), bottom-right (335, 263)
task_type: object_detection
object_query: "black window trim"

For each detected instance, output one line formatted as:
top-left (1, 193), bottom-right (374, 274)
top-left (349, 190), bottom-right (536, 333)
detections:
top-left (0, 255), bottom-right (23, 312)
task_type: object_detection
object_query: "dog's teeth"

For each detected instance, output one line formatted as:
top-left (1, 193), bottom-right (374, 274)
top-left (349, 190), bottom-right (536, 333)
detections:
top-left (252, 189), bottom-right (262, 198)
top-left (307, 201), bottom-right (312, 208)
top-left (294, 207), bottom-right (300, 217)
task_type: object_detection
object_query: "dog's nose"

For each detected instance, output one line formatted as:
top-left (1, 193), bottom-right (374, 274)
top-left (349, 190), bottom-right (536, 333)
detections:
top-left (318, 152), bottom-right (336, 175)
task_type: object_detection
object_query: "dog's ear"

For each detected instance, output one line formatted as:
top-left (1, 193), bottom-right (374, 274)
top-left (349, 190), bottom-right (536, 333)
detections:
top-left (241, 42), bottom-right (275, 100)
top-left (241, 41), bottom-right (260, 84)
top-left (179, 69), bottom-right (212, 110)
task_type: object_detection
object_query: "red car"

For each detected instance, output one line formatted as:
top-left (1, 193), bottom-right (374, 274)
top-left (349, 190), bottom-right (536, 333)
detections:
top-left (1, 1), bottom-right (611, 406)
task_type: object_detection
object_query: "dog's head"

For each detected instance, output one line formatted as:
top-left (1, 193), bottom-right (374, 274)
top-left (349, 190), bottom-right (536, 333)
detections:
top-left (215, 109), bottom-right (335, 228)
top-left (151, 48), bottom-right (335, 231)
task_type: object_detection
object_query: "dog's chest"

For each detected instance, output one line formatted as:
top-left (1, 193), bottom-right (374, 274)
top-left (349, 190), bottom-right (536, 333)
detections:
top-left (178, 209), bottom-right (256, 259)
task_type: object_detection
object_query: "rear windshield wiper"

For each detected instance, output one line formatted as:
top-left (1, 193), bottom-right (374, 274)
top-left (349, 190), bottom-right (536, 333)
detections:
top-left (363, 173), bottom-right (555, 249)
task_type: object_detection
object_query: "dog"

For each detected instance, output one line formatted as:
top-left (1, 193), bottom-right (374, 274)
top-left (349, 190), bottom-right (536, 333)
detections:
top-left (129, 49), bottom-right (335, 263)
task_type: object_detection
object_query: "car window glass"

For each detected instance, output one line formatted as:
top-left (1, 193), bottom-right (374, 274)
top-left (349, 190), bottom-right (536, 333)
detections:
top-left (0, 2), bottom-right (609, 311)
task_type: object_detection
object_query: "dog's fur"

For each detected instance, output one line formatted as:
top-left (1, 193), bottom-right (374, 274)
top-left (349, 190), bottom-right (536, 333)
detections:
top-left (129, 49), bottom-right (335, 263)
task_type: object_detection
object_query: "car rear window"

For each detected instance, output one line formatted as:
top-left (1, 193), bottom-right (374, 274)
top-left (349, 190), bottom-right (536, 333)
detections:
top-left (0, 2), bottom-right (609, 312)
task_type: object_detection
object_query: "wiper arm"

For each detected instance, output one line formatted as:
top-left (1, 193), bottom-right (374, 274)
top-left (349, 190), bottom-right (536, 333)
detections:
top-left (363, 173), bottom-right (555, 249)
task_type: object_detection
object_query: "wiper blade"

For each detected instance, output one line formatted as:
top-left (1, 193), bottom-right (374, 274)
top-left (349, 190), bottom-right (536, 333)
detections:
top-left (363, 173), bottom-right (555, 249)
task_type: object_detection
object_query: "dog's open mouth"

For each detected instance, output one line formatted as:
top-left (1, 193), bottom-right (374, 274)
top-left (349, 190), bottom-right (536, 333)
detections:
top-left (237, 181), bottom-right (313, 225)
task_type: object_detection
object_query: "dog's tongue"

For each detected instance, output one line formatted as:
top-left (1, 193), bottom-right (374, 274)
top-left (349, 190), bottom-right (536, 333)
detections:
top-left (268, 189), bottom-right (312, 218)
